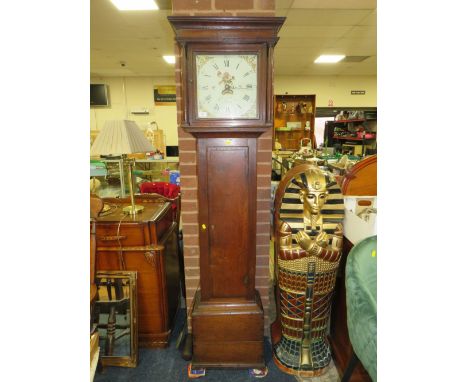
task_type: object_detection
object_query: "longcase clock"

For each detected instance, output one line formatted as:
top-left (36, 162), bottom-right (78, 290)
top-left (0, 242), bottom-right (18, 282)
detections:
top-left (168, 16), bottom-right (285, 369)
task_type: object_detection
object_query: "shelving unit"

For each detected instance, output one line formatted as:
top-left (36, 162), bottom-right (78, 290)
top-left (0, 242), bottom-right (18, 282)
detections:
top-left (273, 94), bottom-right (316, 150)
top-left (324, 118), bottom-right (377, 157)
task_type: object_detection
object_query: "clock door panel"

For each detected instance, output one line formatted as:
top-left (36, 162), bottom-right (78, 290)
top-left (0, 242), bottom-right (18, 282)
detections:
top-left (198, 138), bottom-right (257, 301)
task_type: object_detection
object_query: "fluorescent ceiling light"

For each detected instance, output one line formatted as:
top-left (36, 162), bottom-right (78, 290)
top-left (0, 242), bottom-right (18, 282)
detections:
top-left (110, 0), bottom-right (159, 11)
top-left (314, 55), bottom-right (345, 64)
top-left (163, 55), bottom-right (176, 64)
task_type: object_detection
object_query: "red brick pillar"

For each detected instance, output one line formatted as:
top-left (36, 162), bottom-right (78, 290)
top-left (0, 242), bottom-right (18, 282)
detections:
top-left (172, 0), bottom-right (276, 334)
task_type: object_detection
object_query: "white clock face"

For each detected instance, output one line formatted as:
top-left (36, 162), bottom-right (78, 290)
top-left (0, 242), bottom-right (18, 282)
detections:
top-left (196, 54), bottom-right (258, 119)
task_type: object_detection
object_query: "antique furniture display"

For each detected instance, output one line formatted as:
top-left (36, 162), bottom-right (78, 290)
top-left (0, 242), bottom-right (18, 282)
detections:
top-left (94, 196), bottom-right (180, 348)
top-left (329, 155), bottom-right (377, 382)
top-left (271, 164), bottom-right (345, 376)
top-left (342, 236), bottom-right (377, 382)
top-left (168, 16), bottom-right (285, 369)
top-left (93, 270), bottom-right (138, 368)
top-left (274, 94), bottom-right (316, 150)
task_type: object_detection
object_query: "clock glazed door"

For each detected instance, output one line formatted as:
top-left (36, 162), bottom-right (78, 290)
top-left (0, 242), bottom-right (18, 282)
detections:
top-left (186, 43), bottom-right (268, 129)
top-left (195, 54), bottom-right (259, 119)
top-left (197, 137), bottom-right (257, 302)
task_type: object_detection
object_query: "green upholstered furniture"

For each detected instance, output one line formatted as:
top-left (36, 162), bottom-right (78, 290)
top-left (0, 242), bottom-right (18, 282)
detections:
top-left (344, 235), bottom-right (377, 381)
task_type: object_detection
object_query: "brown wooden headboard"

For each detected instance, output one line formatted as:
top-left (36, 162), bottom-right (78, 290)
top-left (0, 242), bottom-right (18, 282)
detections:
top-left (340, 155), bottom-right (377, 196)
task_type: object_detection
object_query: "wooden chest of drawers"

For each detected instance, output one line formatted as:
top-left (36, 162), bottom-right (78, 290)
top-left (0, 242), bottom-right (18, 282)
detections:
top-left (94, 197), bottom-right (180, 347)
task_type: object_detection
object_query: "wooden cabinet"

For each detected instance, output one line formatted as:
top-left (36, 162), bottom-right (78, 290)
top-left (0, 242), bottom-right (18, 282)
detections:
top-left (192, 136), bottom-right (265, 368)
top-left (94, 197), bottom-right (180, 348)
top-left (274, 94), bottom-right (316, 150)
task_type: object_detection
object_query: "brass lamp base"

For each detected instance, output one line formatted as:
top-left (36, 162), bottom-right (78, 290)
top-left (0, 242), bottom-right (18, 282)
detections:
top-left (123, 204), bottom-right (145, 215)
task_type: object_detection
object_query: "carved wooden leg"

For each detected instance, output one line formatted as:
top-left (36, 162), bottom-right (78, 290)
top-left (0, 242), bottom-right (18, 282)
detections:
top-left (105, 306), bottom-right (116, 356)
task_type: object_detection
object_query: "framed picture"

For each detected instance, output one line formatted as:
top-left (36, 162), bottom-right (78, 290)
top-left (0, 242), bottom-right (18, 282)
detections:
top-left (154, 85), bottom-right (176, 105)
top-left (92, 270), bottom-right (138, 367)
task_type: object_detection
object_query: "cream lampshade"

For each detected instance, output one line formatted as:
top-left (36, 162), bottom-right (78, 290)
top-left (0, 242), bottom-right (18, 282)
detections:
top-left (90, 120), bottom-right (154, 215)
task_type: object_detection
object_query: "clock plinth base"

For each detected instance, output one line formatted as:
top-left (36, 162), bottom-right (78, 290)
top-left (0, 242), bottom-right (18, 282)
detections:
top-left (191, 289), bottom-right (265, 368)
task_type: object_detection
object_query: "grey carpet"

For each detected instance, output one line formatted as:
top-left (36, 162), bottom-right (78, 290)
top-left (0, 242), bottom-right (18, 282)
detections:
top-left (94, 308), bottom-right (297, 382)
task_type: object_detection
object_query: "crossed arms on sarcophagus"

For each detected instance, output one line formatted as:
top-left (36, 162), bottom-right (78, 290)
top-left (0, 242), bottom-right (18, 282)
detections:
top-left (277, 221), bottom-right (343, 263)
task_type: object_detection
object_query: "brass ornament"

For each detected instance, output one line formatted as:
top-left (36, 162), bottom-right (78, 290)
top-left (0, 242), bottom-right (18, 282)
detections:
top-left (143, 251), bottom-right (158, 268)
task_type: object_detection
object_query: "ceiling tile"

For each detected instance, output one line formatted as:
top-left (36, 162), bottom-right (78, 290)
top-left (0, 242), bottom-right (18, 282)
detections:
top-left (91, 0), bottom-right (377, 76)
top-left (357, 9), bottom-right (377, 26)
top-left (284, 9), bottom-right (374, 27)
top-left (280, 25), bottom-right (353, 38)
top-left (276, 0), bottom-right (295, 9)
top-left (291, 0), bottom-right (376, 9)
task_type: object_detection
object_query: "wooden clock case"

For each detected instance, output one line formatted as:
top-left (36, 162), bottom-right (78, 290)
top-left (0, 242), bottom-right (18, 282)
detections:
top-left (168, 16), bottom-right (285, 368)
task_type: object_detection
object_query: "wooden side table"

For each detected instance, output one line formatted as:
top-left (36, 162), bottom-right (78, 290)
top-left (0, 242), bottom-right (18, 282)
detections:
top-left (94, 197), bottom-right (181, 347)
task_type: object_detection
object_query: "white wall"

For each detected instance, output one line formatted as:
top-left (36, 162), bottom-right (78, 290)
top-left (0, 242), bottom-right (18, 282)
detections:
top-left (91, 75), bottom-right (377, 145)
top-left (275, 76), bottom-right (376, 107)
top-left (90, 76), bottom-right (178, 145)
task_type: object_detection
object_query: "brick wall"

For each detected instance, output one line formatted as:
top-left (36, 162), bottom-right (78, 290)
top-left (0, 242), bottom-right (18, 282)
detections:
top-left (173, 0), bottom-right (276, 334)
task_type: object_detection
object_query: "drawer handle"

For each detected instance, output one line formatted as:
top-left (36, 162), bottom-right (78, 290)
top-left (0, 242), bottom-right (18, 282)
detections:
top-left (99, 235), bottom-right (127, 241)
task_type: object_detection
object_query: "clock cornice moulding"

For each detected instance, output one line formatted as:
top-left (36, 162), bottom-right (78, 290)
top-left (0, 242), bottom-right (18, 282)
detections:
top-left (169, 15), bottom-right (285, 134)
top-left (167, 16), bottom-right (285, 45)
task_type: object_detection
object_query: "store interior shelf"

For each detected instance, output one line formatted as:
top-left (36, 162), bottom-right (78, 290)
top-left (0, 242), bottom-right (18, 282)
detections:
top-left (332, 119), bottom-right (366, 123)
top-left (273, 94), bottom-right (316, 150)
top-left (333, 135), bottom-right (376, 141)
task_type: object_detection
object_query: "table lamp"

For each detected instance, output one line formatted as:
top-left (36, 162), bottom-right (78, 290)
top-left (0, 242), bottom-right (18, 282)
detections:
top-left (90, 120), bottom-right (154, 215)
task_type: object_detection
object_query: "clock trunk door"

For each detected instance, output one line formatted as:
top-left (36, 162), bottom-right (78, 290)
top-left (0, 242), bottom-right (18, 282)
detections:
top-left (198, 137), bottom-right (257, 301)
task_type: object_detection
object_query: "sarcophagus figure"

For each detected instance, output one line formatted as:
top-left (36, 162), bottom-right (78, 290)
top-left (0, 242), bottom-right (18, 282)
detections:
top-left (271, 164), bottom-right (344, 376)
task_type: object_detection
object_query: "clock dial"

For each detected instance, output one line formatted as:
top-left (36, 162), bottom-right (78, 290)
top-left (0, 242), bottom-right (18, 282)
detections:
top-left (196, 54), bottom-right (258, 119)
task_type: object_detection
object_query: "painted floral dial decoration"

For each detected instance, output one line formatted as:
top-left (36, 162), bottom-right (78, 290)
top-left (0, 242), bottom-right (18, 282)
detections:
top-left (195, 54), bottom-right (258, 119)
